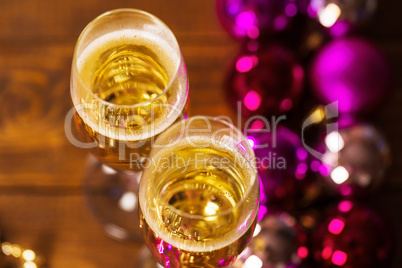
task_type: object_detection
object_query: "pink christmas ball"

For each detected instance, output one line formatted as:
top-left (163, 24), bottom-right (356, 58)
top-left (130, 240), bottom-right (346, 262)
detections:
top-left (310, 37), bottom-right (391, 115)
top-left (216, 0), bottom-right (302, 41)
top-left (226, 43), bottom-right (304, 118)
top-left (246, 126), bottom-right (323, 211)
top-left (312, 201), bottom-right (393, 267)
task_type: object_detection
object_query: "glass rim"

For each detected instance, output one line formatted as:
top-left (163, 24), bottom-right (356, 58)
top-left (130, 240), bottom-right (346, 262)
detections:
top-left (150, 115), bottom-right (258, 220)
top-left (72, 8), bottom-right (182, 109)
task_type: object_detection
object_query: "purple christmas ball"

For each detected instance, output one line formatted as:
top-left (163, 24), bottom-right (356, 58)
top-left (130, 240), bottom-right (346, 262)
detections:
top-left (310, 37), bottom-right (391, 115)
top-left (312, 200), bottom-right (393, 267)
top-left (226, 43), bottom-right (304, 118)
top-left (247, 126), bottom-right (319, 210)
top-left (216, 0), bottom-right (302, 41)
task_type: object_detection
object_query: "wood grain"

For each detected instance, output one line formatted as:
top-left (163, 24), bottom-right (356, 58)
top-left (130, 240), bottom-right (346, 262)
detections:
top-left (0, 0), bottom-right (401, 267)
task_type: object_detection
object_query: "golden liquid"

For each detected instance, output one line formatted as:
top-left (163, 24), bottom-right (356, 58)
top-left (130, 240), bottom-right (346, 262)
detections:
top-left (92, 45), bottom-right (168, 106)
top-left (140, 211), bottom-right (257, 268)
top-left (140, 145), bottom-right (259, 267)
top-left (73, 31), bottom-right (187, 171)
top-left (73, 113), bottom-right (153, 171)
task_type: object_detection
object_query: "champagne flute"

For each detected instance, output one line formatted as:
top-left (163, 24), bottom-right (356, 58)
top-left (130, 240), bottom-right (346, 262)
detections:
top-left (139, 116), bottom-right (259, 267)
top-left (69, 9), bottom-right (188, 241)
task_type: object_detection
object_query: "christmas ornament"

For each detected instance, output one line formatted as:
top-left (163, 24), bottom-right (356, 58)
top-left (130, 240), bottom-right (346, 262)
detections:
top-left (310, 37), bottom-right (391, 115)
top-left (216, 0), bottom-right (302, 41)
top-left (226, 43), bottom-right (304, 118)
top-left (312, 200), bottom-right (393, 267)
top-left (306, 0), bottom-right (377, 30)
top-left (231, 211), bottom-right (308, 268)
top-left (316, 123), bottom-right (390, 196)
top-left (247, 126), bottom-right (322, 210)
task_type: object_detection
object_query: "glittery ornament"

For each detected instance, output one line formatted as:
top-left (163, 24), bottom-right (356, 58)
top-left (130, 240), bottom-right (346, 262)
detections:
top-left (312, 200), bottom-right (393, 267)
top-left (231, 211), bottom-right (309, 268)
top-left (226, 43), bottom-right (304, 118)
top-left (306, 0), bottom-right (377, 30)
top-left (310, 37), bottom-right (391, 115)
top-left (317, 123), bottom-right (391, 196)
top-left (216, 0), bottom-right (303, 41)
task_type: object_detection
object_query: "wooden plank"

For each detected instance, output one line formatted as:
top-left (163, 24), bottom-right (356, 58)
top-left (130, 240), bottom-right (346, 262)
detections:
top-left (0, 194), bottom-right (142, 267)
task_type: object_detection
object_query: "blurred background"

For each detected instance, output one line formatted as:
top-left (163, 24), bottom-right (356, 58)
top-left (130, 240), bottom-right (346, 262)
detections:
top-left (0, 0), bottom-right (401, 267)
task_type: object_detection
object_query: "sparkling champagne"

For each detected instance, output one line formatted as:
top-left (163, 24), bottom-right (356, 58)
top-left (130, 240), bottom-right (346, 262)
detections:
top-left (139, 140), bottom-right (259, 267)
top-left (72, 29), bottom-right (188, 170)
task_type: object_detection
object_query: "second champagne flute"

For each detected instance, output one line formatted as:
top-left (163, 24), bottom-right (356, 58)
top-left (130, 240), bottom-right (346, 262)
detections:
top-left (139, 116), bottom-right (259, 267)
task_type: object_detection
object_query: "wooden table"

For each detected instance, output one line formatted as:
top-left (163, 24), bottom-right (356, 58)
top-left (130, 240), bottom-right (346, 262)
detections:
top-left (0, 1), bottom-right (401, 267)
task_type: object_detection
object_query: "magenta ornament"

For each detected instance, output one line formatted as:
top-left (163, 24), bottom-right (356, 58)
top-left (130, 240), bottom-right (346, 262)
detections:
top-left (247, 126), bottom-right (321, 210)
top-left (316, 123), bottom-right (391, 196)
top-left (216, 0), bottom-right (302, 41)
top-left (312, 200), bottom-right (393, 267)
top-left (310, 37), bottom-right (391, 115)
top-left (226, 43), bottom-right (304, 118)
